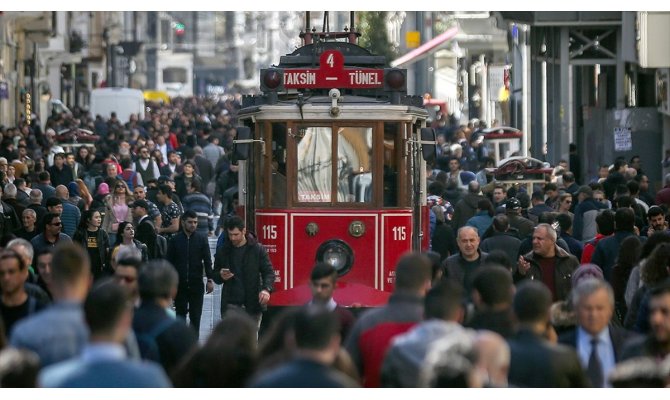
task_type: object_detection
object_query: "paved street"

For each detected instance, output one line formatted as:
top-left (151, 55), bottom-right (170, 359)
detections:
top-left (198, 233), bottom-right (223, 344)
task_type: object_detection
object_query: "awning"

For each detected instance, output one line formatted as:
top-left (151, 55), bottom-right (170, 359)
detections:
top-left (390, 27), bottom-right (459, 68)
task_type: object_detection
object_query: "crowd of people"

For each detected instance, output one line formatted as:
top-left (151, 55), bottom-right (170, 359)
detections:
top-left (1, 99), bottom-right (670, 388)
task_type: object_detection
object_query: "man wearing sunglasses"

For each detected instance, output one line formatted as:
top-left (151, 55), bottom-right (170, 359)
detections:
top-left (30, 213), bottom-right (72, 256)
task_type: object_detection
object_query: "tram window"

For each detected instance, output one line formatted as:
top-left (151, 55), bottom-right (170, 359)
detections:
top-left (384, 123), bottom-right (399, 207)
top-left (271, 123), bottom-right (287, 207)
top-left (337, 127), bottom-right (372, 203)
top-left (296, 127), bottom-right (333, 203)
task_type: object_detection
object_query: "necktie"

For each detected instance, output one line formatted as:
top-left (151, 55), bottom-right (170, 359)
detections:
top-left (587, 338), bottom-right (603, 388)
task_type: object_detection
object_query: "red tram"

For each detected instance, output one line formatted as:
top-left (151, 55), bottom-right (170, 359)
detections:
top-left (232, 15), bottom-right (436, 308)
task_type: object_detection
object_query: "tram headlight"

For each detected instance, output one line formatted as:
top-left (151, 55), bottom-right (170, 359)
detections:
top-left (316, 240), bottom-right (354, 277)
top-left (384, 68), bottom-right (406, 91)
top-left (260, 68), bottom-right (285, 92)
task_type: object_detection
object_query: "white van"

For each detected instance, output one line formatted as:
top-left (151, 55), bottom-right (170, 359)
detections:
top-left (89, 87), bottom-right (145, 123)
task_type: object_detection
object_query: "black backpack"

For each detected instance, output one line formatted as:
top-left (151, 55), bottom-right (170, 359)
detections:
top-left (136, 318), bottom-right (176, 363)
top-left (155, 234), bottom-right (168, 259)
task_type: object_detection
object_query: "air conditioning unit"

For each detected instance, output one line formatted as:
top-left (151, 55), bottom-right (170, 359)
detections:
top-left (657, 68), bottom-right (670, 116)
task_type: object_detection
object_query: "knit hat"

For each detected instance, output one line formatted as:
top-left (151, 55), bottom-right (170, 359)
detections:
top-left (571, 263), bottom-right (604, 287)
top-left (67, 181), bottom-right (80, 197)
top-left (97, 182), bottom-right (110, 196)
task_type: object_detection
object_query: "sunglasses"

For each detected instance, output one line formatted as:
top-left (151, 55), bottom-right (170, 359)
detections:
top-left (116, 185), bottom-right (125, 189)
top-left (49, 222), bottom-right (62, 226)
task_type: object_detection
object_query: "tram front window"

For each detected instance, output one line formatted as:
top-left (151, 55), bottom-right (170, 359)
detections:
top-left (337, 127), bottom-right (372, 203)
top-left (295, 126), bottom-right (374, 204)
top-left (296, 127), bottom-right (333, 202)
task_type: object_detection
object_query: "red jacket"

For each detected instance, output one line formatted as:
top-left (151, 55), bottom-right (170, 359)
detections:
top-left (581, 233), bottom-right (609, 264)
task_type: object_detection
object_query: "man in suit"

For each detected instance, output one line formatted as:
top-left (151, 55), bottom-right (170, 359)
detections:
top-left (558, 278), bottom-right (637, 387)
top-left (508, 281), bottom-right (589, 388)
top-left (131, 199), bottom-right (158, 259)
top-left (39, 280), bottom-right (171, 388)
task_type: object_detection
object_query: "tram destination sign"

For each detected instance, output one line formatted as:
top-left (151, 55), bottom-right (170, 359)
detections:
top-left (283, 50), bottom-right (384, 89)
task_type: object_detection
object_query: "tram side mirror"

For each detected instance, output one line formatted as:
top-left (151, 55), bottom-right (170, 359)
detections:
top-left (234, 126), bottom-right (252, 161)
top-left (420, 128), bottom-right (437, 162)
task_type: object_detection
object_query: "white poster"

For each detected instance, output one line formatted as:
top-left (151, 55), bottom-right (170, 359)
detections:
top-left (614, 127), bottom-right (632, 152)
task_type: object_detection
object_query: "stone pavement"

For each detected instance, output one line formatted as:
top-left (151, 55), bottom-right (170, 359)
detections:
top-left (197, 234), bottom-right (223, 344)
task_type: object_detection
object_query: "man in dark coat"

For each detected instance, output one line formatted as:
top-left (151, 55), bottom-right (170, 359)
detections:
top-left (443, 226), bottom-right (488, 296)
top-left (131, 200), bottom-right (158, 259)
top-left (47, 153), bottom-right (74, 188)
top-left (212, 215), bottom-right (275, 329)
top-left (166, 210), bottom-right (214, 338)
top-left (505, 197), bottom-right (535, 239)
top-left (591, 208), bottom-right (640, 282)
top-left (515, 223), bottom-right (579, 302)
top-left (452, 181), bottom-right (484, 230)
top-left (508, 281), bottom-right (588, 388)
top-left (480, 215), bottom-right (521, 265)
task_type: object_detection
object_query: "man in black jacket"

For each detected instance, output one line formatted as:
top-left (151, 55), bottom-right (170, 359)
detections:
top-left (213, 215), bottom-right (275, 330)
top-left (508, 281), bottom-right (588, 388)
top-left (131, 200), bottom-right (158, 259)
top-left (166, 210), bottom-right (214, 338)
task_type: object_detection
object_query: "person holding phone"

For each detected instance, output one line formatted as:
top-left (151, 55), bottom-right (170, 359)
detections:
top-left (213, 215), bottom-right (275, 331)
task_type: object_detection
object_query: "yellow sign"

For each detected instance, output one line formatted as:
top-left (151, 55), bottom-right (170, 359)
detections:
top-left (406, 31), bottom-right (420, 49)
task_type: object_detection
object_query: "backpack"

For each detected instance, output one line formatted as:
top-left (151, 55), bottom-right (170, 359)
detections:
top-left (136, 318), bottom-right (176, 363)
top-left (155, 234), bottom-right (168, 259)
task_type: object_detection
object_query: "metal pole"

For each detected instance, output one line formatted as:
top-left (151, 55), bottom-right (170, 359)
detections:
top-left (480, 54), bottom-right (487, 126)
top-left (521, 24), bottom-right (530, 157)
top-left (541, 59), bottom-right (547, 155)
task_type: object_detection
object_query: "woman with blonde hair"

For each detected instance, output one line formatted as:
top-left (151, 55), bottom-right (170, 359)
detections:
top-left (75, 179), bottom-right (93, 210)
top-left (102, 179), bottom-right (134, 246)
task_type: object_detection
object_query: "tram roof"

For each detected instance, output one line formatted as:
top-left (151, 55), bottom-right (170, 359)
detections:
top-left (238, 95), bottom-right (428, 121)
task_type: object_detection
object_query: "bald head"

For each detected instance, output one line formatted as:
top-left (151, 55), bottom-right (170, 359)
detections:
top-left (55, 185), bottom-right (69, 199)
top-left (474, 331), bottom-right (510, 387)
top-left (468, 181), bottom-right (481, 194)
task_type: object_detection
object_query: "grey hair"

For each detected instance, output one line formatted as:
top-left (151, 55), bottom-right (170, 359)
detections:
top-left (29, 189), bottom-right (43, 201)
top-left (22, 208), bottom-right (36, 218)
top-left (3, 183), bottom-right (17, 198)
top-left (115, 247), bottom-right (142, 263)
top-left (6, 238), bottom-right (34, 265)
top-left (571, 277), bottom-right (614, 309)
top-left (535, 223), bottom-right (557, 242)
top-left (457, 226), bottom-right (479, 240)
